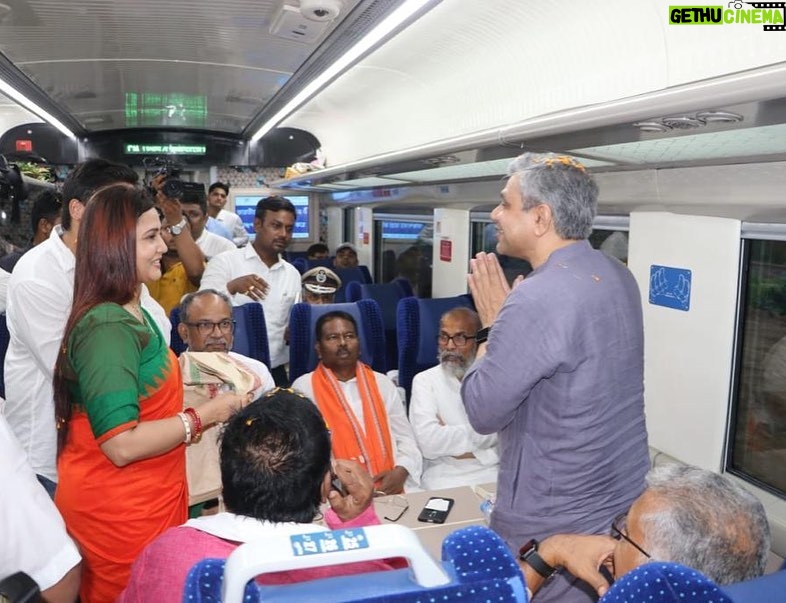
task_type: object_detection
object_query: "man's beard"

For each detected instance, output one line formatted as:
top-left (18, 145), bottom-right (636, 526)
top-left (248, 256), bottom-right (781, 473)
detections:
top-left (438, 349), bottom-right (476, 380)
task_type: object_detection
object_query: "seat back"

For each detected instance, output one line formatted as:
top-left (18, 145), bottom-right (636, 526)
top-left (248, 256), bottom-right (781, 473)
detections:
top-left (603, 562), bottom-right (732, 602)
top-left (345, 280), bottom-right (414, 371)
top-left (721, 568), bottom-right (786, 602)
top-left (182, 524), bottom-right (526, 603)
top-left (0, 313), bottom-right (9, 398)
top-left (288, 299), bottom-right (386, 383)
top-left (170, 304), bottom-right (271, 368)
top-left (396, 295), bottom-right (474, 403)
top-left (332, 266), bottom-right (373, 302)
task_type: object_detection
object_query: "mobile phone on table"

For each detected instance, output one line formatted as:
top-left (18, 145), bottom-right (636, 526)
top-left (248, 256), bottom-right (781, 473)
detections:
top-left (417, 497), bottom-right (454, 524)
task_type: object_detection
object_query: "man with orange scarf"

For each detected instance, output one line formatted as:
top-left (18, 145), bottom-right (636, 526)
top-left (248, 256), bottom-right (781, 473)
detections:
top-left (292, 311), bottom-right (421, 494)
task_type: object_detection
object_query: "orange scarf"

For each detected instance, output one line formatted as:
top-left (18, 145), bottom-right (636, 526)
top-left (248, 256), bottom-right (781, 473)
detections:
top-left (311, 362), bottom-right (394, 476)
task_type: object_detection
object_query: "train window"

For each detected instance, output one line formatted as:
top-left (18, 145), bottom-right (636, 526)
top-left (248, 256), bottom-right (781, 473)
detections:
top-left (373, 217), bottom-right (433, 297)
top-left (729, 238), bottom-right (786, 497)
top-left (469, 221), bottom-right (629, 286)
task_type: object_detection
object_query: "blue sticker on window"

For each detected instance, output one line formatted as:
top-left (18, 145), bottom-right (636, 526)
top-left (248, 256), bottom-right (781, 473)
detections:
top-left (649, 265), bottom-right (691, 311)
top-left (290, 528), bottom-right (369, 557)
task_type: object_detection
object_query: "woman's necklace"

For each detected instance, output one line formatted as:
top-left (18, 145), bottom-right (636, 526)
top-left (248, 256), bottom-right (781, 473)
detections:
top-left (123, 300), bottom-right (144, 323)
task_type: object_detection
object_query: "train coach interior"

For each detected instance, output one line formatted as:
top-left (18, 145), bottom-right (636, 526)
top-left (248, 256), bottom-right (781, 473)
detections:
top-left (1, 0), bottom-right (786, 572)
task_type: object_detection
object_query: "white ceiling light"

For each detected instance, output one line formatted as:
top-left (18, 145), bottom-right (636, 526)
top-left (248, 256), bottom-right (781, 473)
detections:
top-left (0, 78), bottom-right (76, 139)
top-left (251, 0), bottom-right (434, 142)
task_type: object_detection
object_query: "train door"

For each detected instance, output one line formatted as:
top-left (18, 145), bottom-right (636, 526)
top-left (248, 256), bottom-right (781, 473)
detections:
top-left (373, 213), bottom-right (433, 297)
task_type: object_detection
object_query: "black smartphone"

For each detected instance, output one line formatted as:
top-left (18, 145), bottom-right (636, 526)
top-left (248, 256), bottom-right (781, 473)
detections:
top-left (331, 474), bottom-right (347, 496)
top-left (417, 496), bottom-right (455, 524)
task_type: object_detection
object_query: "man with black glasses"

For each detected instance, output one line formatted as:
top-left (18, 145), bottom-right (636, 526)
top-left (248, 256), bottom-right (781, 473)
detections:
top-left (177, 289), bottom-right (274, 398)
top-left (409, 307), bottom-right (499, 490)
top-left (516, 464), bottom-right (770, 599)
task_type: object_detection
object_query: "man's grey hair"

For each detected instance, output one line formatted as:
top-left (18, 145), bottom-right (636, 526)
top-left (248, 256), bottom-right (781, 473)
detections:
top-left (640, 463), bottom-right (770, 584)
top-left (179, 289), bottom-right (232, 322)
top-left (507, 152), bottom-right (598, 240)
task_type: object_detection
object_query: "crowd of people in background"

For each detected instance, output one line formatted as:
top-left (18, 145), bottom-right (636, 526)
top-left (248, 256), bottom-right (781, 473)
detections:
top-left (0, 154), bottom-right (776, 603)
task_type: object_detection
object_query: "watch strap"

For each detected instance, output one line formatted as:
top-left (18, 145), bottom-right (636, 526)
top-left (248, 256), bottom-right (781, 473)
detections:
top-left (170, 217), bottom-right (187, 235)
top-left (519, 539), bottom-right (558, 579)
top-left (475, 326), bottom-right (490, 344)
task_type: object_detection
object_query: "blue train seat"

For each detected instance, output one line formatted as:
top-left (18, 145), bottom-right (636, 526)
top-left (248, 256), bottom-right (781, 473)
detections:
top-left (721, 566), bottom-right (786, 602)
top-left (332, 266), bottom-right (373, 302)
top-left (287, 300), bottom-right (386, 383)
top-left (170, 303), bottom-right (271, 368)
top-left (396, 294), bottom-right (474, 404)
top-left (345, 279), bottom-right (414, 371)
top-left (182, 524), bottom-right (526, 602)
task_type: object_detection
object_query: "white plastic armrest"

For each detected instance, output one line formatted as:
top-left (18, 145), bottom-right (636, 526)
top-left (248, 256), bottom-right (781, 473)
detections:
top-left (222, 523), bottom-right (450, 602)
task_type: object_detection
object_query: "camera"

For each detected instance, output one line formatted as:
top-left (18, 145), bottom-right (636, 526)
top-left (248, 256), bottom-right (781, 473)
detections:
top-left (160, 179), bottom-right (205, 200)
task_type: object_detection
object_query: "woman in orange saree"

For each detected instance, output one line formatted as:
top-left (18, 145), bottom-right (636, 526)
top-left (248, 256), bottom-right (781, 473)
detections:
top-left (53, 184), bottom-right (250, 602)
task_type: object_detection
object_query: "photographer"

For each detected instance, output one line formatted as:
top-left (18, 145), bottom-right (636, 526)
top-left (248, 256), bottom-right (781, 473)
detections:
top-left (147, 174), bottom-right (206, 314)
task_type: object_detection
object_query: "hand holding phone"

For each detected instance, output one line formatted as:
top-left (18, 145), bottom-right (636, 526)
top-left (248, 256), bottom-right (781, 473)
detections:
top-left (417, 496), bottom-right (455, 524)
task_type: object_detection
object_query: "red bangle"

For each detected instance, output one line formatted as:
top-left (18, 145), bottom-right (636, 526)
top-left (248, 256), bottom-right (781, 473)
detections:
top-left (184, 407), bottom-right (203, 442)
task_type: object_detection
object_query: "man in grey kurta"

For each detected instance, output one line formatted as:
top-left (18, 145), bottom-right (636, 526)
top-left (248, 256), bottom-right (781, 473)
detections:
top-left (463, 153), bottom-right (649, 603)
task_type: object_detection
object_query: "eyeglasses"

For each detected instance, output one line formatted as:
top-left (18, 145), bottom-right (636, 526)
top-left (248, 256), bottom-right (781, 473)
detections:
top-left (438, 332), bottom-right (477, 347)
top-left (611, 512), bottom-right (651, 559)
top-left (381, 495), bottom-right (409, 522)
top-left (183, 319), bottom-right (236, 336)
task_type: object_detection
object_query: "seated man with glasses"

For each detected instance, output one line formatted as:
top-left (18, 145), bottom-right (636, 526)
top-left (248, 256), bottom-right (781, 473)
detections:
top-left (516, 463), bottom-right (770, 600)
top-left (292, 311), bottom-right (422, 495)
top-left (177, 289), bottom-right (274, 398)
top-left (119, 390), bottom-right (400, 602)
top-left (409, 307), bottom-right (499, 489)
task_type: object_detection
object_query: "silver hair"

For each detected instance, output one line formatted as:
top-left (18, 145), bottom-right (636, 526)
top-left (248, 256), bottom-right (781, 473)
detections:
top-left (507, 152), bottom-right (598, 240)
top-left (179, 288), bottom-right (232, 322)
top-left (639, 463), bottom-right (770, 584)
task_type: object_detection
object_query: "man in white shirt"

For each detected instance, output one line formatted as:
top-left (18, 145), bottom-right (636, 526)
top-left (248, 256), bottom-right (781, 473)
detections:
top-left (177, 289), bottom-right (275, 397)
top-left (0, 412), bottom-right (81, 601)
top-left (410, 307), bottom-right (499, 490)
top-left (2, 159), bottom-right (171, 496)
top-left (207, 182), bottom-right (248, 247)
top-left (200, 196), bottom-right (301, 386)
top-left (180, 188), bottom-right (235, 261)
top-left (292, 311), bottom-right (422, 494)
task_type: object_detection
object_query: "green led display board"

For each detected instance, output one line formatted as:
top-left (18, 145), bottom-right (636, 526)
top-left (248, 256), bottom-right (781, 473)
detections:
top-left (125, 92), bottom-right (207, 128)
top-left (124, 143), bottom-right (207, 155)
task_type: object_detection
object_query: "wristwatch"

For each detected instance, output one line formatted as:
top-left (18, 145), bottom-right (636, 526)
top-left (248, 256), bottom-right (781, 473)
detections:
top-left (169, 217), bottom-right (188, 235)
top-left (475, 326), bottom-right (490, 344)
top-left (519, 539), bottom-right (558, 579)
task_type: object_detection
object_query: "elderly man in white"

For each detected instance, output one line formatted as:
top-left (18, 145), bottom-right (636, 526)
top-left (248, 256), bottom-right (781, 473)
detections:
top-left (409, 307), bottom-right (499, 490)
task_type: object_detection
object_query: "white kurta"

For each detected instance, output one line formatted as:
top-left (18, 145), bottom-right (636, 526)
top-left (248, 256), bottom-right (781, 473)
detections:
top-left (410, 364), bottom-right (499, 490)
top-left (199, 245), bottom-right (301, 368)
top-left (0, 413), bottom-right (81, 590)
top-left (195, 229), bottom-right (236, 261)
top-left (2, 226), bottom-right (170, 482)
top-left (292, 369), bottom-right (422, 488)
top-left (217, 209), bottom-right (249, 247)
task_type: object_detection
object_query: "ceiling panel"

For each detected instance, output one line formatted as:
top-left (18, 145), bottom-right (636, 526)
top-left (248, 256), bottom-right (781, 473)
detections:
top-left (0, 0), bottom-right (395, 134)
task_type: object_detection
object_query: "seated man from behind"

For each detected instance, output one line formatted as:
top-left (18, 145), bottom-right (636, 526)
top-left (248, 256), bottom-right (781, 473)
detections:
top-left (177, 289), bottom-right (275, 397)
top-left (292, 311), bottom-right (422, 494)
top-left (301, 266), bottom-right (342, 305)
top-left (334, 242), bottom-right (359, 268)
top-left (306, 242), bottom-right (330, 260)
top-left (119, 390), bottom-right (398, 603)
top-left (519, 463), bottom-right (770, 600)
top-left (410, 307), bottom-right (499, 490)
